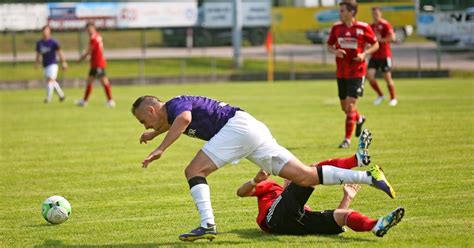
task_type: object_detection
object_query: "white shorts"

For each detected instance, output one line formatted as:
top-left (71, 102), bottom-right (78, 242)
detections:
top-left (43, 64), bottom-right (58, 80)
top-left (202, 111), bottom-right (295, 175)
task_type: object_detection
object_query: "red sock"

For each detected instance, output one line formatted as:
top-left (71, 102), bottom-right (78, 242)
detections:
top-left (103, 83), bottom-right (113, 101)
top-left (346, 211), bottom-right (377, 232)
top-left (316, 155), bottom-right (358, 169)
top-left (345, 111), bottom-right (357, 140)
top-left (84, 84), bottom-right (93, 101)
top-left (355, 110), bottom-right (360, 123)
top-left (388, 83), bottom-right (396, 100)
top-left (369, 79), bottom-right (384, 97)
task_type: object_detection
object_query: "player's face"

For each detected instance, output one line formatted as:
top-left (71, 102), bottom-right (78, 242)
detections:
top-left (42, 27), bottom-right (51, 39)
top-left (372, 9), bottom-right (381, 21)
top-left (339, 5), bottom-right (353, 22)
top-left (134, 106), bottom-right (159, 130)
top-left (86, 26), bottom-right (95, 36)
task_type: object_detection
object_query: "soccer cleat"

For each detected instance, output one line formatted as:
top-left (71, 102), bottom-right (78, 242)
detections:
top-left (372, 207), bottom-right (405, 237)
top-left (368, 164), bottom-right (396, 198)
top-left (179, 224), bottom-right (217, 242)
top-left (389, 99), bottom-right (398, 106)
top-left (75, 99), bottom-right (88, 107)
top-left (107, 100), bottom-right (116, 108)
top-left (356, 129), bottom-right (372, 167)
top-left (373, 96), bottom-right (385, 105)
top-left (338, 139), bottom-right (350, 149)
top-left (355, 116), bottom-right (366, 137)
top-left (59, 96), bottom-right (66, 102)
top-left (44, 98), bottom-right (50, 104)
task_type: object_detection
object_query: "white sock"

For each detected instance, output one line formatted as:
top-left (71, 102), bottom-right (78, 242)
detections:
top-left (321, 166), bottom-right (372, 185)
top-left (52, 81), bottom-right (65, 98)
top-left (190, 184), bottom-right (215, 227)
top-left (45, 83), bottom-right (54, 101)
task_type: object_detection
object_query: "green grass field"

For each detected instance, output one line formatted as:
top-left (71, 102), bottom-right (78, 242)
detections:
top-left (1, 78), bottom-right (473, 247)
top-left (0, 59), bottom-right (335, 82)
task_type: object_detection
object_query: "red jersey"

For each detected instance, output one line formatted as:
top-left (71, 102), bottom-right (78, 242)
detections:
top-left (327, 20), bottom-right (377, 78)
top-left (252, 180), bottom-right (311, 233)
top-left (371, 19), bottom-right (393, 59)
top-left (89, 33), bottom-right (106, 69)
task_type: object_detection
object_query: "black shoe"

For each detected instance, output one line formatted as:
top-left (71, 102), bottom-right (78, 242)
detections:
top-left (59, 96), bottom-right (66, 102)
top-left (356, 129), bottom-right (372, 166)
top-left (338, 139), bottom-right (350, 149)
top-left (355, 116), bottom-right (366, 137)
top-left (179, 224), bottom-right (217, 242)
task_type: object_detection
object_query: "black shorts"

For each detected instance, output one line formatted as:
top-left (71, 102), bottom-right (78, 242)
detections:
top-left (337, 78), bottom-right (364, 100)
top-left (368, 58), bottom-right (392, 72)
top-left (89, 68), bottom-right (106, 78)
top-left (266, 183), bottom-right (345, 235)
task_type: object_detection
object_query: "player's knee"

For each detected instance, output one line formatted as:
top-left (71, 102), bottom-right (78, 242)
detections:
top-left (293, 172), bottom-right (317, 187)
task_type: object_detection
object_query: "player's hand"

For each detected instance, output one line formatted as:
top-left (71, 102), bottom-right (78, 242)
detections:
top-left (343, 184), bottom-right (361, 199)
top-left (353, 52), bottom-right (366, 62)
top-left (34, 62), bottom-right (39, 69)
top-left (140, 131), bottom-right (157, 144)
top-left (142, 148), bottom-right (164, 168)
top-left (335, 49), bottom-right (346, 58)
top-left (254, 169), bottom-right (270, 183)
top-left (61, 62), bottom-right (68, 70)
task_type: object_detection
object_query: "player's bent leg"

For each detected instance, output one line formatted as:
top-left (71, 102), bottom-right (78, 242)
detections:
top-left (184, 150), bottom-right (219, 180)
top-left (333, 209), bottom-right (353, 227)
top-left (372, 207), bottom-right (405, 237)
top-left (180, 150), bottom-right (219, 242)
top-left (277, 158), bottom-right (319, 187)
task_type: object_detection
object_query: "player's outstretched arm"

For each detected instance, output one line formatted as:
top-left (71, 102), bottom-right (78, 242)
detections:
top-left (141, 111), bottom-right (191, 168)
top-left (337, 184), bottom-right (361, 209)
top-left (78, 47), bottom-right (92, 63)
top-left (237, 170), bottom-right (270, 197)
top-left (140, 127), bottom-right (167, 144)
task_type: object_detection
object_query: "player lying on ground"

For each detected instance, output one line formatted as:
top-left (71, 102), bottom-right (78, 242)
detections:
top-left (131, 95), bottom-right (396, 242)
top-left (237, 132), bottom-right (404, 237)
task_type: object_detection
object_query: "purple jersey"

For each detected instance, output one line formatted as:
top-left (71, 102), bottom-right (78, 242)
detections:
top-left (165, 96), bottom-right (242, 141)
top-left (36, 39), bottom-right (60, 67)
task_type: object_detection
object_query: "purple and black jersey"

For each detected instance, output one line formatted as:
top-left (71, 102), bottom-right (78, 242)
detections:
top-left (36, 39), bottom-right (60, 67)
top-left (166, 96), bottom-right (242, 141)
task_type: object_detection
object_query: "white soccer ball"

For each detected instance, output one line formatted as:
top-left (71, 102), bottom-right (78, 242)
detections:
top-left (41, 195), bottom-right (72, 224)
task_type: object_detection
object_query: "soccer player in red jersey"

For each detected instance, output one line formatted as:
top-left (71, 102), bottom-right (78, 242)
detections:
top-left (77, 22), bottom-right (115, 107)
top-left (326, 1), bottom-right (379, 148)
top-left (367, 7), bottom-right (398, 106)
top-left (237, 130), bottom-right (404, 237)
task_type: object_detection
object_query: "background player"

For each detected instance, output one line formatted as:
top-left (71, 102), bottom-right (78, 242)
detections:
top-left (76, 22), bottom-right (115, 107)
top-left (236, 131), bottom-right (404, 237)
top-left (131, 95), bottom-right (396, 242)
top-left (35, 25), bottom-right (67, 103)
top-left (367, 7), bottom-right (398, 106)
top-left (326, 1), bottom-right (379, 148)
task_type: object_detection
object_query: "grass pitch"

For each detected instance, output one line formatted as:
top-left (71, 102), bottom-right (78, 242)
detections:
top-left (1, 78), bottom-right (473, 247)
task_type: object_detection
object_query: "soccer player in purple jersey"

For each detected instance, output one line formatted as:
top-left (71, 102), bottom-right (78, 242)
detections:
top-left (131, 95), bottom-right (396, 242)
top-left (35, 25), bottom-right (67, 103)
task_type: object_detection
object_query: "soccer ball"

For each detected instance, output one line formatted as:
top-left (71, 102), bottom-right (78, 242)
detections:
top-left (41, 196), bottom-right (72, 224)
